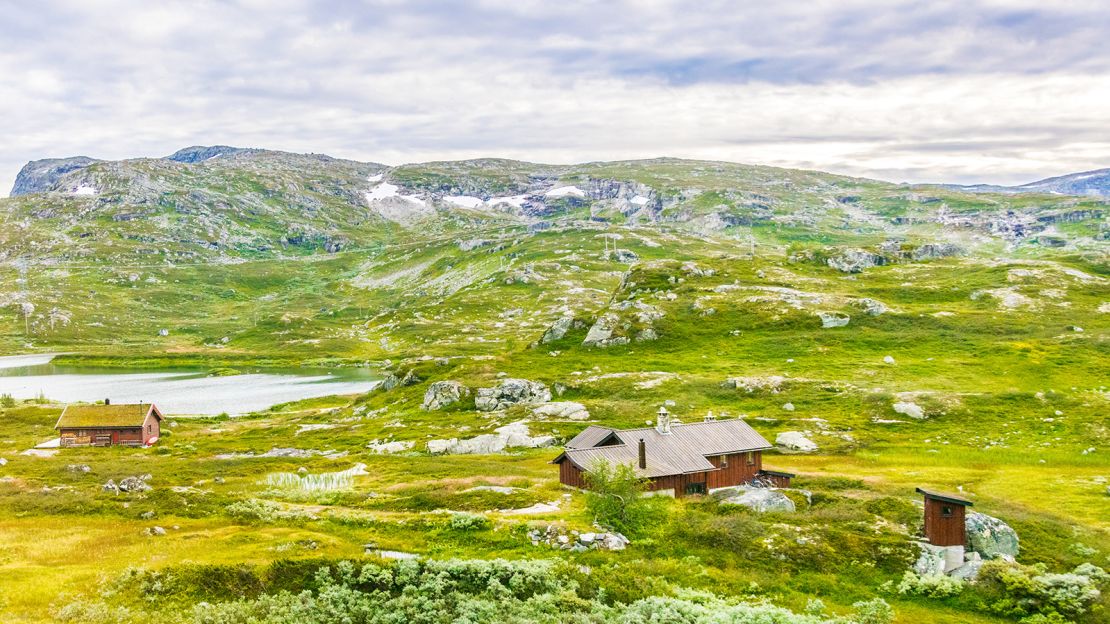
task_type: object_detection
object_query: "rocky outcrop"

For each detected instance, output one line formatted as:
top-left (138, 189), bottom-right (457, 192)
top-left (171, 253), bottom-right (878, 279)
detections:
top-left (776, 431), bottom-right (818, 452)
top-left (716, 486), bottom-right (796, 512)
top-left (427, 421), bottom-right (555, 454)
top-left (965, 511), bottom-right (1019, 559)
top-left (911, 243), bottom-right (964, 261)
top-left (474, 378), bottom-right (551, 411)
top-left (892, 401), bottom-right (926, 419)
top-left (421, 381), bottom-right (470, 410)
top-left (528, 525), bottom-right (629, 552)
top-left (582, 300), bottom-right (664, 348)
top-left (531, 401), bottom-right (590, 421)
top-left (103, 474), bottom-right (152, 494)
top-left (582, 313), bottom-right (623, 347)
top-left (827, 249), bottom-right (886, 273)
top-left (540, 316), bottom-right (577, 344)
top-left (817, 312), bottom-right (850, 328)
top-left (11, 156), bottom-right (99, 196)
top-left (854, 298), bottom-right (888, 316)
top-left (165, 145), bottom-right (247, 163)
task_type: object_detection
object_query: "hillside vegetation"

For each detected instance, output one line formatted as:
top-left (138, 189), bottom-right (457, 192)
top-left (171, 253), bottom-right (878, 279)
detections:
top-left (0, 149), bottom-right (1106, 623)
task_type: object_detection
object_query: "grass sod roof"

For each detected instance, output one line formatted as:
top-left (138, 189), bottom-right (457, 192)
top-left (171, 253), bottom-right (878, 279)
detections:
top-left (55, 403), bottom-right (161, 429)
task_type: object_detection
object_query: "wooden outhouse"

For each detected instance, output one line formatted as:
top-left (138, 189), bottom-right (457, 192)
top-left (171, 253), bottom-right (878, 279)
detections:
top-left (916, 487), bottom-right (973, 546)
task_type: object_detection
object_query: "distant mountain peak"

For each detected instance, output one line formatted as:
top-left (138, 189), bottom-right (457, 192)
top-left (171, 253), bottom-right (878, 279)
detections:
top-left (165, 145), bottom-right (248, 163)
top-left (10, 156), bottom-right (100, 196)
top-left (1018, 168), bottom-right (1110, 197)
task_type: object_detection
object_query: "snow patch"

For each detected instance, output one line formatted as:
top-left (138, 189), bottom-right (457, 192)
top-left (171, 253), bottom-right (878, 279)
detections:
top-left (367, 173), bottom-right (384, 183)
top-left (71, 184), bottom-right (97, 196)
top-left (488, 194), bottom-right (529, 208)
top-left (545, 185), bottom-right (586, 198)
top-left (444, 195), bottom-right (484, 208)
top-left (365, 182), bottom-right (403, 202)
top-left (630, 195), bottom-right (650, 206)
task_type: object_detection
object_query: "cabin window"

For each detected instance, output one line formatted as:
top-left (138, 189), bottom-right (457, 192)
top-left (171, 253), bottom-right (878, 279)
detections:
top-left (941, 505), bottom-right (953, 517)
top-left (147, 424), bottom-right (152, 434)
top-left (746, 451), bottom-right (755, 466)
top-left (719, 454), bottom-right (728, 467)
top-left (684, 482), bottom-right (707, 496)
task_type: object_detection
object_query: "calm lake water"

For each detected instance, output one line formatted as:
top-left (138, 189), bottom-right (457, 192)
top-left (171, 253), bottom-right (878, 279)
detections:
top-left (0, 354), bottom-right (379, 415)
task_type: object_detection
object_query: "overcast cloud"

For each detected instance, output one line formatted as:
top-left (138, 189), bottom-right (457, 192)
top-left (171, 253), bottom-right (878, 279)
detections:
top-left (2, 0), bottom-right (1110, 195)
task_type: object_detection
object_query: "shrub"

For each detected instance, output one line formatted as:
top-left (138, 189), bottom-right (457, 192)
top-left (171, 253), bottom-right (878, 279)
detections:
top-left (583, 459), bottom-right (655, 534)
top-left (449, 512), bottom-right (491, 531)
top-left (225, 499), bottom-right (314, 524)
top-left (0, 393), bottom-right (15, 408)
top-left (895, 571), bottom-right (964, 598)
top-left (977, 560), bottom-right (1108, 619)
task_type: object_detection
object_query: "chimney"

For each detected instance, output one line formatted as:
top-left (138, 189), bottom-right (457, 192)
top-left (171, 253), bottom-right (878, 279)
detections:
top-left (656, 406), bottom-right (672, 434)
top-left (638, 438), bottom-right (646, 469)
top-left (105, 398), bottom-right (110, 405)
top-left (704, 410), bottom-right (716, 422)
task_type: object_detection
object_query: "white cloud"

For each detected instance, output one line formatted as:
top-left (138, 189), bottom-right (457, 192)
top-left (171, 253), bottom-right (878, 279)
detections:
top-left (1, 1), bottom-right (1109, 195)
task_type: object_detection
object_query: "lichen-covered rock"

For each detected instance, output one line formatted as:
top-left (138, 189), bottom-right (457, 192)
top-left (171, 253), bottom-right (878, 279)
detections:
top-left (474, 378), bottom-right (551, 411)
top-left (540, 316), bottom-right (574, 344)
top-left (893, 401), bottom-right (926, 419)
top-left (718, 487), bottom-right (796, 513)
top-left (776, 431), bottom-right (818, 452)
top-left (855, 298), bottom-right (888, 316)
top-left (966, 511), bottom-right (1019, 559)
top-left (367, 440), bottom-right (414, 454)
top-left (817, 312), bottom-right (850, 328)
top-left (828, 249), bottom-right (886, 273)
top-left (582, 313), bottom-right (619, 347)
top-left (426, 420), bottom-right (554, 454)
top-left (531, 401), bottom-right (590, 421)
top-left (421, 381), bottom-right (470, 410)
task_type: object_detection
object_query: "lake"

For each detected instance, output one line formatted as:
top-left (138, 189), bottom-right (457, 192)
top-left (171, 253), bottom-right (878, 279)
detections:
top-left (0, 354), bottom-right (380, 415)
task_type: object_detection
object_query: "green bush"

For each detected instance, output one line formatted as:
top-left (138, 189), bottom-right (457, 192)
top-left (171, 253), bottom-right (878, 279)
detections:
top-left (977, 560), bottom-right (1108, 620)
top-left (895, 571), bottom-right (964, 598)
top-left (583, 459), bottom-right (657, 535)
top-left (448, 511), bottom-right (491, 531)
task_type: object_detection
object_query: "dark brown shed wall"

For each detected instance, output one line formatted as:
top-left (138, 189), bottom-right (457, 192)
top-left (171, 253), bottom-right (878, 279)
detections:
top-left (923, 497), bottom-right (967, 546)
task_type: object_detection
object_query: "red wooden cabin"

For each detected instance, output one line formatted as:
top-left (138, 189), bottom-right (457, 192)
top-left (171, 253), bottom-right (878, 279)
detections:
top-left (553, 408), bottom-right (792, 497)
top-left (55, 401), bottom-right (163, 447)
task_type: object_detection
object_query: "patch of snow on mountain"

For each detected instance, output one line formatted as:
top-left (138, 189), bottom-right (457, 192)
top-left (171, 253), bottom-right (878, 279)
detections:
top-left (631, 195), bottom-right (649, 206)
top-left (489, 194), bottom-right (529, 208)
top-left (545, 185), bottom-right (586, 198)
top-left (365, 182), bottom-right (411, 202)
top-left (367, 173), bottom-right (384, 183)
top-left (71, 185), bottom-right (97, 196)
top-left (444, 195), bottom-right (484, 208)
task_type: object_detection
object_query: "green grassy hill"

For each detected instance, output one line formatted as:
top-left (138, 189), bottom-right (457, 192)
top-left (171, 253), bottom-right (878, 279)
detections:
top-left (0, 150), bottom-right (1106, 623)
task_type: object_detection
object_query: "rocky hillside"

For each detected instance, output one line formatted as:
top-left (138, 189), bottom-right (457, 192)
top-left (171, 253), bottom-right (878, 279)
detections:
top-left (0, 147), bottom-right (1105, 367)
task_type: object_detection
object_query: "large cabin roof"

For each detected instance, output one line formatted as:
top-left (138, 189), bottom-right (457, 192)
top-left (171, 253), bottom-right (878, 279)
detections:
top-left (55, 403), bottom-right (162, 429)
top-left (555, 418), bottom-right (772, 478)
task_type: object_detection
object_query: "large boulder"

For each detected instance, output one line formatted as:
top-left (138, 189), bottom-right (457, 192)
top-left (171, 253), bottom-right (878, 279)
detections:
top-left (540, 317), bottom-right (575, 344)
top-left (817, 312), bottom-right (850, 328)
top-left (421, 381), bottom-right (470, 410)
top-left (531, 401), bottom-right (590, 421)
top-left (827, 249), bottom-right (885, 273)
top-left (426, 420), bottom-right (554, 455)
top-left (776, 431), bottom-right (818, 452)
top-left (475, 378), bottom-right (551, 411)
top-left (582, 313), bottom-right (621, 347)
top-left (892, 401), bottom-right (926, 419)
top-left (719, 487), bottom-right (796, 513)
top-left (965, 511), bottom-right (1019, 559)
top-left (855, 298), bottom-right (888, 316)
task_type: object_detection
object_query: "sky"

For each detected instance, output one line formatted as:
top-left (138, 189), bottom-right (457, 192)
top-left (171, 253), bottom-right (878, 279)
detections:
top-left (2, 0), bottom-right (1110, 195)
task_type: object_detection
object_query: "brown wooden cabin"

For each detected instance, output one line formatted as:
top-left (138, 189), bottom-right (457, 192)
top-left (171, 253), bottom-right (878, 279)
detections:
top-left (917, 487), bottom-right (972, 547)
top-left (55, 401), bottom-right (163, 447)
top-left (552, 408), bottom-right (792, 497)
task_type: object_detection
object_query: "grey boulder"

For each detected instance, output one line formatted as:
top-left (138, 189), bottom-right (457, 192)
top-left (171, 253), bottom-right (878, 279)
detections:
top-left (475, 378), bottom-right (551, 411)
top-left (421, 381), bottom-right (470, 410)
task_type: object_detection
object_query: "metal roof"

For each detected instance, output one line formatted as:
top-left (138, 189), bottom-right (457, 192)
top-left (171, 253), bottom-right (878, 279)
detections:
top-left (55, 403), bottom-right (161, 429)
top-left (557, 418), bottom-right (772, 478)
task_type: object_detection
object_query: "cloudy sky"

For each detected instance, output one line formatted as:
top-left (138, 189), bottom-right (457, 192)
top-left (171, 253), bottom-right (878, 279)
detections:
top-left (3, 0), bottom-right (1110, 195)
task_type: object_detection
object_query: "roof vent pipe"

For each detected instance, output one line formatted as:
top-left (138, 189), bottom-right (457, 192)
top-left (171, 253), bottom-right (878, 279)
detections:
top-left (704, 410), bottom-right (716, 422)
top-left (638, 438), bottom-right (646, 469)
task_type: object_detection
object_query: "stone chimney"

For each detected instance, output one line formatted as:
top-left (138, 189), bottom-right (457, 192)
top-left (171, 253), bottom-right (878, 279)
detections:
top-left (656, 406), bottom-right (672, 434)
top-left (638, 438), bottom-right (646, 469)
top-left (704, 410), bottom-right (716, 422)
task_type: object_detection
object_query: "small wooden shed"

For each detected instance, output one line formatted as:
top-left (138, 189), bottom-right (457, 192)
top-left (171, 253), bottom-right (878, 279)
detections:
top-left (55, 401), bottom-right (163, 447)
top-left (916, 487), bottom-right (973, 547)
